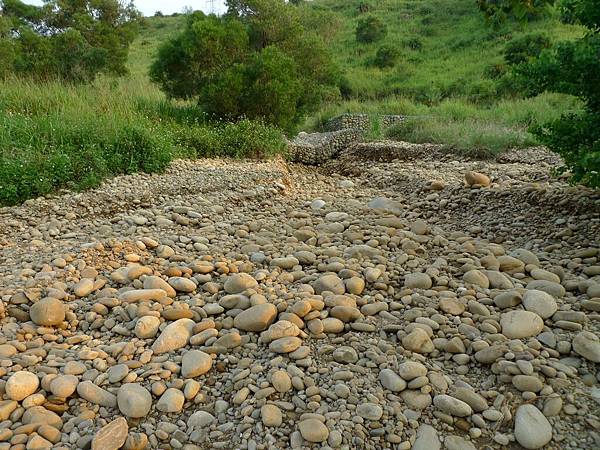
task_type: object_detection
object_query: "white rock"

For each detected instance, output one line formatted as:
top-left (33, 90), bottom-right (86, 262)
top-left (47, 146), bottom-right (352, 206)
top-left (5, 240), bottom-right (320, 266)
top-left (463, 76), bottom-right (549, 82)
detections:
top-left (572, 331), bottom-right (600, 363)
top-left (188, 411), bottom-right (215, 429)
top-left (412, 424), bottom-right (440, 450)
top-left (181, 350), bottom-right (213, 378)
top-left (151, 318), bottom-right (195, 354)
top-left (522, 289), bottom-right (557, 319)
top-left (500, 310), bottom-right (544, 339)
top-left (117, 383), bottom-right (152, 418)
top-left (135, 316), bottom-right (161, 339)
top-left (514, 404), bottom-right (552, 449)
top-left (379, 369), bottom-right (406, 392)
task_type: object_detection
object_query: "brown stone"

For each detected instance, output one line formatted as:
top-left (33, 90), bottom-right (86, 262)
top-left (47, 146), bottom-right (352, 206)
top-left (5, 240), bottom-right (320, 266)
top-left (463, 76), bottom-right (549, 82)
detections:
top-left (92, 417), bottom-right (128, 450)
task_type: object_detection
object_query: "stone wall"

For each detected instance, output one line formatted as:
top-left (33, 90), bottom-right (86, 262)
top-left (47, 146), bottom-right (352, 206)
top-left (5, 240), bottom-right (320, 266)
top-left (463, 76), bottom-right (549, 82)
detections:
top-left (288, 129), bottom-right (363, 165)
top-left (381, 115), bottom-right (407, 130)
top-left (325, 113), bottom-right (370, 133)
top-left (324, 113), bottom-right (408, 133)
top-left (288, 113), bottom-right (412, 165)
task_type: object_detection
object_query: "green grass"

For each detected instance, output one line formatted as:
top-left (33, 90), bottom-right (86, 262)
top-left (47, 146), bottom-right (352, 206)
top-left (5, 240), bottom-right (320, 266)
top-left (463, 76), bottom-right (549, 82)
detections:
top-left (0, 76), bottom-right (286, 206)
top-left (311, 0), bottom-right (582, 102)
top-left (301, 0), bottom-right (584, 153)
top-left (128, 15), bottom-right (185, 78)
top-left (303, 92), bottom-right (582, 154)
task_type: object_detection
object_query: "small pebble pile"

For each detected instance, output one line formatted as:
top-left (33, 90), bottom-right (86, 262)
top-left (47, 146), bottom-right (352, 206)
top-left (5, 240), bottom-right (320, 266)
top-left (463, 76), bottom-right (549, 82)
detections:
top-left (0, 153), bottom-right (598, 450)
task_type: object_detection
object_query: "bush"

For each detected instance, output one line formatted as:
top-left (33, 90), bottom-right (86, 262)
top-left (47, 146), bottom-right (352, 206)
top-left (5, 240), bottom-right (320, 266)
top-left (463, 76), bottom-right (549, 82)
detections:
top-left (477, 0), bottom-right (553, 24)
top-left (484, 63), bottom-right (509, 79)
top-left (374, 45), bottom-right (399, 68)
top-left (504, 33), bottom-right (551, 65)
top-left (515, 0), bottom-right (600, 186)
top-left (0, 74), bottom-right (289, 206)
top-left (151, 2), bottom-right (341, 131)
top-left (355, 15), bottom-right (387, 43)
top-left (532, 111), bottom-right (599, 185)
top-left (405, 38), bottom-right (423, 51)
top-left (358, 2), bottom-right (371, 14)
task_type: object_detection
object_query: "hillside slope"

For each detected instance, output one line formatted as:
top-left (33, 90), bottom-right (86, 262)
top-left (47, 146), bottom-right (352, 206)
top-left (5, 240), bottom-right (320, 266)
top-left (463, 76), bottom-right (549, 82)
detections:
top-left (128, 15), bottom-right (186, 78)
top-left (296, 0), bottom-right (583, 152)
top-left (311, 0), bottom-right (581, 103)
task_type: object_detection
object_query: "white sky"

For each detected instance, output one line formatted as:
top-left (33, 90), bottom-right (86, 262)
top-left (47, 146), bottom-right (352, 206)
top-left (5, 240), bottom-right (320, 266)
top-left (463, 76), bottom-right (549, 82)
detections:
top-left (22, 1), bottom-right (227, 16)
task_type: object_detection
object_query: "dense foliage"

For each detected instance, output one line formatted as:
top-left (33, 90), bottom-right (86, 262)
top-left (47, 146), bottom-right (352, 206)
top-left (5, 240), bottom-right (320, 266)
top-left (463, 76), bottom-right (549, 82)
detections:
top-left (355, 15), bottom-right (387, 43)
top-left (373, 44), bottom-right (398, 68)
top-left (504, 33), bottom-right (551, 65)
top-left (477, 0), bottom-right (553, 24)
top-left (0, 77), bottom-right (287, 206)
top-left (510, 0), bottom-right (600, 186)
top-left (0, 0), bottom-right (140, 82)
top-left (150, 0), bottom-right (341, 131)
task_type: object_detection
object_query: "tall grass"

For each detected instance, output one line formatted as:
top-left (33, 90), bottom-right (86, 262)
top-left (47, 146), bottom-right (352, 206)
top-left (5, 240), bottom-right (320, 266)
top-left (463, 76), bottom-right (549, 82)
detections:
top-left (303, 93), bottom-right (582, 154)
top-left (0, 76), bottom-right (286, 206)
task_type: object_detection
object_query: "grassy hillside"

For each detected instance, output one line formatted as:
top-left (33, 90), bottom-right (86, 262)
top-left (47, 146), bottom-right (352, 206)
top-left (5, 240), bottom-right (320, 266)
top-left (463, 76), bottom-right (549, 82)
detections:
top-left (128, 15), bottom-right (186, 78)
top-left (310, 0), bottom-right (581, 103)
top-left (294, 0), bottom-right (582, 153)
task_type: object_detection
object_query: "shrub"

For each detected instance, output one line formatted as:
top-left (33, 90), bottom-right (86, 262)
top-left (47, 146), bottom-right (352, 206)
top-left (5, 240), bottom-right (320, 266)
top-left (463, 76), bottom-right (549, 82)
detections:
top-left (504, 33), bottom-right (551, 65)
top-left (358, 2), bottom-right (370, 14)
top-left (151, 2), bottom-right (341, 131)
top-left (170, 120), bottom-right (287, 159)
top-left (405, 38), bottom-right (423, 51)
top-left (477, 0), bottom-right (553, 24)
top-left (484, 63), bottom-right (508, 79)
top-left (355, 15), bottom-right (387, 43)
top-left (0, 114), bottom-right (171, 205)
top-left (374, 45), bottom-right (399, 68)
top-left (514, 0), bottom-right (600, 186)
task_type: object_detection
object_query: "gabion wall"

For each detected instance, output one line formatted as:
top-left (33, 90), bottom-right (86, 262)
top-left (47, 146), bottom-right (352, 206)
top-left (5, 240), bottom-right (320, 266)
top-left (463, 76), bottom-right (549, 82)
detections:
top-left (381, 115), bottom-right (407, 130)
top-left (325, 114), bottom-right (370, 133)
top-left (288, 129), bottom-right (363, 165)
top-left (288, 113), bottom-right (411, 165)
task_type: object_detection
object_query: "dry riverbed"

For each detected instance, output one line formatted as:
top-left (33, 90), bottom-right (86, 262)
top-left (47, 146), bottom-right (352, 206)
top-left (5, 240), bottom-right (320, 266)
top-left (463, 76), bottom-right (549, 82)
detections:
top-left (0, 146), bottom-right (599, 450)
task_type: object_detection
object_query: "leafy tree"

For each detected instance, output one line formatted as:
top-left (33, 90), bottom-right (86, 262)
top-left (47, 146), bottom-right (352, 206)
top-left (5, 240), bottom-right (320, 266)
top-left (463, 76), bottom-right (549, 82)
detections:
top-left (0, 0), bottom-right (140, 81)
top-left (355, 15), bottom-right (387, 43)
top-left (151, 1), bottom-right (342, 130)
top-left (150, 12), bottom-right (249, 100)
top-left (239, 46), bottom-right (302, 130)
top-left (0, 16), bottom-right (17, 77)
top-left (491, 0), bottom-right (599, 186)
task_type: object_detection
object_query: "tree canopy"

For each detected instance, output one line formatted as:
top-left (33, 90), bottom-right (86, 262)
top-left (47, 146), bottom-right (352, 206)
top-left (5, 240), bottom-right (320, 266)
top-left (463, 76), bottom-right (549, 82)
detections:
top-left (150, 0), bottom-right (342, 131)
top-left (0, 0), bottom-right (140, 82)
